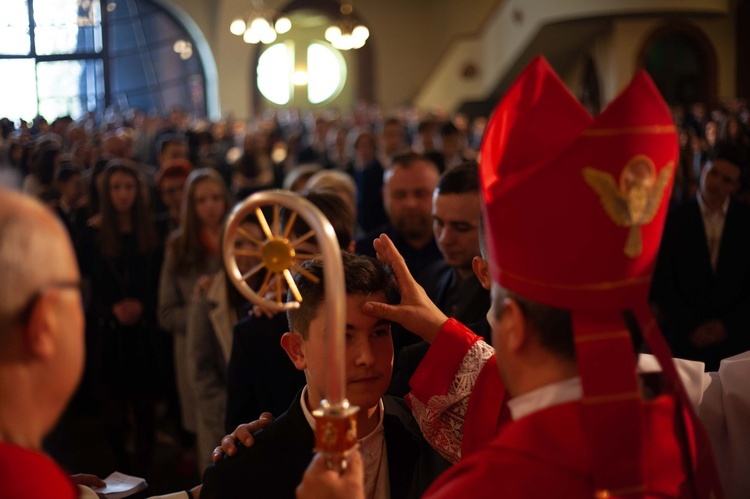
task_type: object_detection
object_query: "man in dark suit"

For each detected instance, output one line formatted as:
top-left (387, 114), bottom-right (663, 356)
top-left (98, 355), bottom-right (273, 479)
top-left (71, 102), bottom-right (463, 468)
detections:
top-left (389, 163), bottom-right (491, 396)
top-left (346, 131), bottom-right (388, 232)
top-left (355, 152), bottom-right (443, 284)
top-left (202, 254), bottom-right (447, 499)
top-left (651, 144), bottom-right (750, 370)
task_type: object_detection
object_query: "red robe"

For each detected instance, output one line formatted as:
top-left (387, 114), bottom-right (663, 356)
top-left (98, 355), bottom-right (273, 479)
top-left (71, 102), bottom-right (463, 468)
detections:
top-left (407, 319), bottom-right (722, 498)
top-left (0, 441), bottom-right (78, 498)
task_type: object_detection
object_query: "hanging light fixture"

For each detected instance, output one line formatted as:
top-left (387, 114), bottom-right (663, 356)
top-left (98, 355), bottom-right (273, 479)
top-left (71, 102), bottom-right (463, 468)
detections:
top-left (325, 0), bottom-right (369, 50)
top-left (230, 0), bottom-right (292, 45)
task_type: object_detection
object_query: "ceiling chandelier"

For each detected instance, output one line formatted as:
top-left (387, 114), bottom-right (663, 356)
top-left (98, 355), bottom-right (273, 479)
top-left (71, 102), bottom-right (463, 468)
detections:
top-left (230, 0), bottom-right (292, 45)
top-left (325, 0), bottom-right (369, 50)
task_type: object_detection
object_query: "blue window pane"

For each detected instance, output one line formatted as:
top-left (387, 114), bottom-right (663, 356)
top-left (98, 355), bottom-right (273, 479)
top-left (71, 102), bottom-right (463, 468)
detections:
top-left (108, 19), bottom-right (139, 54)
top-left (111, 52), bottom-right (153, 93)
top-left (114, 88), bottom-right (156, 113)
top-left (105, 0), bottom-right (132, 22)
top-left (152, 42), bottom-right (200, 84)
top-left (0, 0), bottom-right (207, 119)
top-left (142, 12), bottom-right (182, 45)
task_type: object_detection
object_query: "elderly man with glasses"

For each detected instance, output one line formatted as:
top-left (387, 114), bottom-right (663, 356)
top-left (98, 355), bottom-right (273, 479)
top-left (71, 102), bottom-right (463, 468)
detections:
top-left (0, 188), bottom-right (86, 498)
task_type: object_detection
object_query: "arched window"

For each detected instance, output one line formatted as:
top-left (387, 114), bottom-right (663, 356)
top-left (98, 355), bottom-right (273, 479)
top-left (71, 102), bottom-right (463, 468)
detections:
top-left (249, 0), bottom-right (374, 113)
top-left (638, 23), bottom-right (716, 105)
top-left (0, 0), bottom-right (209, 121)
top-left (257, 40), bottom-right (347, 107)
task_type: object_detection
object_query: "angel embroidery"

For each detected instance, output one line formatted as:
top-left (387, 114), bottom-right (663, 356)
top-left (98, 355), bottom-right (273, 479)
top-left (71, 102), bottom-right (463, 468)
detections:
top-left (583, 155), bottom-right (673, 258)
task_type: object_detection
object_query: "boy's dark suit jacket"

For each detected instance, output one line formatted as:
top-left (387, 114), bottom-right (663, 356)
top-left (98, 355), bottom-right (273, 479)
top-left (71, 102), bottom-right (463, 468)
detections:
top-left (224, 312), bottom-right (306, 433)
top-left (202, 391), bottom-right (450, 499)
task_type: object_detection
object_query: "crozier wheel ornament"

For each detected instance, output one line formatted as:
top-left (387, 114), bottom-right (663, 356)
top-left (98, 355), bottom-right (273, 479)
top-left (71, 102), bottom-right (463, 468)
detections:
top-left (223, 190), bottom-right (357, 470)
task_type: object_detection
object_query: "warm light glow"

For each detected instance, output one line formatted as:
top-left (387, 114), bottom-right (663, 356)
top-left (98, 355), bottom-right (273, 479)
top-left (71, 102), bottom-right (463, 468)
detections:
top-left (243, 28), bottom-right (261, 44)
top-left (257, 42), bottom-right (292, 105)
top-left (325, 26), bottom-right (341, 43)
top-left (260, 28), bottom-right (277, 44)
top-left (230, 18), bottom-right (246, 35)
top-left (275, 17), bottom-right (291, 34)
top-left (173, 39), bottom-right (193, 59)
top-left (250, 17), bottom-right (271, 32)
top-left (307, 42), bottom-right (345, 104)
top-left (333, 33), bottom-right (353, 51)
top-left (352, 25), bottom-right (369, 42)
top-left (291, 71), bottom-right (308, 86)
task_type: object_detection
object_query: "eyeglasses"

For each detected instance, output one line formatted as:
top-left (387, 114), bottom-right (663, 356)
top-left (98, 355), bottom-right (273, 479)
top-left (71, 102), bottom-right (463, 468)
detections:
top-left (18, 280), bottom-right (82, 325)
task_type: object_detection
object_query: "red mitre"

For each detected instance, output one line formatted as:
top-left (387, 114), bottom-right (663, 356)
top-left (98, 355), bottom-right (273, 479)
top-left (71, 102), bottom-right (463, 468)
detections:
top-left (479, 56), bottom-right (723, 497)
top-left (479, 57), bottom-right (676, 311)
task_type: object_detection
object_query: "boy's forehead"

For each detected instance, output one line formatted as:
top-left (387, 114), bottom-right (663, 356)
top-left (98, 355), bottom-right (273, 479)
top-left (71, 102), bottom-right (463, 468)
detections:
top-left (309, 291), bottom-right (388, 330)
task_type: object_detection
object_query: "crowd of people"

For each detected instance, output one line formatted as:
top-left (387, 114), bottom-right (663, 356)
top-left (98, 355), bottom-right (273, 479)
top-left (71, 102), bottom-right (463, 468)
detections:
top-left (0, 65), bottom-right (749, 498)
top-left (0, 102), bottom-right (489, 496)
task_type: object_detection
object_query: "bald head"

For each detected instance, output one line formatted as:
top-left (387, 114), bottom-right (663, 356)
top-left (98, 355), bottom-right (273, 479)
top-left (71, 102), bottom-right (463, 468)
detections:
top-left (0, 189), bottom-right (79, 333)
top-left (0, 189), bottom-right (84, 449)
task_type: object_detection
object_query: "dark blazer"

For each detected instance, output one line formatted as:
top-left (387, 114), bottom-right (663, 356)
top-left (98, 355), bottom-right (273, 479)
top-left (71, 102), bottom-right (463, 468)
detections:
top-left (419, 261), bottom-right (491, 327)
top-left (203, 392), bottom-right (450, 499)
top-left (346, 158), bottom-right (389, 233)
top-left (224, 312), bottom-right (306, 433)
top-left (650, 197), bottom-right (750, 370)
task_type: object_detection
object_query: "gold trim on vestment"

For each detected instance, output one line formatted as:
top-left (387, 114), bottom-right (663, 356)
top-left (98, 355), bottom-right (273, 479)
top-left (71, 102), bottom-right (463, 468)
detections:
top-left (595, 485), bottom-right (646, 498)
top-left (499, 267), bottom-right (651, 291)
top-left (582, 125), bottom-right (676, 136)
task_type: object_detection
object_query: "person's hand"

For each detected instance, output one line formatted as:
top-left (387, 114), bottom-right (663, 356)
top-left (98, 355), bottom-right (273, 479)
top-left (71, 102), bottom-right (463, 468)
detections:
top-left (211, 413), bottom-right (274, 462)
top-left (87, 213), bottom-right (102, 228)
top-left (112, 299), bottom-right (144, 325)
top-left (71, 473), bottom-right (106, 497)
top-left (193, 275), bottom-right (215, 299)
top-left (251, 283), bottom-right (284, 319)
top-left (362, 234), bottom-right (448, 343)
top-left (252, 299), bottom-right (280, 319)
top-left (296, 450), bottom-right (365, 499)
top-left (690, 320), bottom-right (727, 348)
top-left (70, 473), bottom-right (106, 489)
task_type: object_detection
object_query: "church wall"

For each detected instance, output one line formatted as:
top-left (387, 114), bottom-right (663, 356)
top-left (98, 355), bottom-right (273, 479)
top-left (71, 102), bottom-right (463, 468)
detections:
top-left (168, 0), bottom-right (498, 119)
top-left (160, 0), bottom-right (735, 118)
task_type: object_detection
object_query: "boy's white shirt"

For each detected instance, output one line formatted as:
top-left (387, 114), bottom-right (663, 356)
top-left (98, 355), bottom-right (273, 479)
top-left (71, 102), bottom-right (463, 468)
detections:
top-left (301, 386), bottom-right (390, 499)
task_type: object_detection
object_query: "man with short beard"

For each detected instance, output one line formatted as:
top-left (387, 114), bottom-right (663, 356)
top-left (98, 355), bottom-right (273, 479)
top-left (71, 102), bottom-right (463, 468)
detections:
top-left (355, 152), bottom-right (442, 287)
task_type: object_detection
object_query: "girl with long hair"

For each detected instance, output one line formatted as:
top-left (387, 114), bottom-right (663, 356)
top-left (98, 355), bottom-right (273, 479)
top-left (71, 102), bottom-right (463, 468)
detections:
top-left (187, 215), bottom-right (262, 469)
top-left (81, 160), bottom-right (161, 478)
top-left (158, 168), bottom-right (231, 460)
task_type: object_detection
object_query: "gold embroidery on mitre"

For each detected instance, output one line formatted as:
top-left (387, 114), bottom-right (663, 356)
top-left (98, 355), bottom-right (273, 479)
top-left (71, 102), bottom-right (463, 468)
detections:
top-left (582, 156), bottom-right (673, 258)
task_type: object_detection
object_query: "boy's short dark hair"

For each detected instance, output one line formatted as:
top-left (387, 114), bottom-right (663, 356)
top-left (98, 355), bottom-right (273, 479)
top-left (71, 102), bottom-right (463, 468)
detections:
top-left (711, 142), bottom-right (745, 171)
top-left (287, 253), bottom-right (398, 339)
top-left (436, 161), bottom-right (478, 195)
top-left (391, 151), bottom-right (436, 171)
